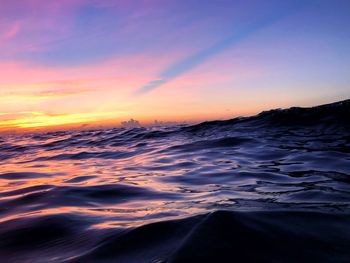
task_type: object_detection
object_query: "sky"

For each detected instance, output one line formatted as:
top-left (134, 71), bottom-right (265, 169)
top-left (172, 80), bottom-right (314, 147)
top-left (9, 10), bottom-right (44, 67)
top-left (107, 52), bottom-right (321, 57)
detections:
top-left (0, 0), bottom-right (349, 131)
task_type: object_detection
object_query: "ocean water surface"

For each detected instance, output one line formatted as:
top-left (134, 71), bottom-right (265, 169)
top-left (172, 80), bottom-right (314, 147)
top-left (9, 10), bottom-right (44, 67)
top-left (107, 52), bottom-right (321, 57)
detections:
top-left (0, 100), bottom-right (350, 262)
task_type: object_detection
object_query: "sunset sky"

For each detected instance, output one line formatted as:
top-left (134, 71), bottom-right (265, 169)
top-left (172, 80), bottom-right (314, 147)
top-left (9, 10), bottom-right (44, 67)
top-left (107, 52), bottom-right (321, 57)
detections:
top-left (0, 0), bottom-right (349, 131)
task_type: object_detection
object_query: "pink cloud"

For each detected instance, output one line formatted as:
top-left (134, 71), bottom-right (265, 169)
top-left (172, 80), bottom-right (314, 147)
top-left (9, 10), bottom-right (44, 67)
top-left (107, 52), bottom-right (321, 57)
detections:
top-left (1, 21), bottom-right (21, 41)
top-left (0, 0), bottom-right (176, 57)
top-left (0, 50), bottom-right (182, 98)
top-left (0, 0), bottom-right (86, 54)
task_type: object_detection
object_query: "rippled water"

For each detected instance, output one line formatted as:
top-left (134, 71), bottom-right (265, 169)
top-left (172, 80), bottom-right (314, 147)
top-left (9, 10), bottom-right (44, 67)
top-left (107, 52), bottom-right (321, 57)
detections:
top-left (1, 100), bottom-right (350, 262)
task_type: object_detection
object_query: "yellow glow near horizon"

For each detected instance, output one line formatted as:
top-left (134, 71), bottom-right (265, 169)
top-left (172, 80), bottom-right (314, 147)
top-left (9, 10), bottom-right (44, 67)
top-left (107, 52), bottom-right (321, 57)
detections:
top-left (0, 95), bottom-right (57, 105)
top-left (0, 1), bottom-right (349, 132)
top-left (0, 54), bottom-right (345, 132)
top-left (0, 111), bottom-right (125, 129)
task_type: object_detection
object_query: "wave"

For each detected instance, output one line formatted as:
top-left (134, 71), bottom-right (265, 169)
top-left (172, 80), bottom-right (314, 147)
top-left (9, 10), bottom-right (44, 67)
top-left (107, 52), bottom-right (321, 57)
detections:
top-left (184, 99), bottom-right (350, 133)
top-left (0, 99), bottom-right (350, 262)
top-left (1, 210), bottom-right (349, 262)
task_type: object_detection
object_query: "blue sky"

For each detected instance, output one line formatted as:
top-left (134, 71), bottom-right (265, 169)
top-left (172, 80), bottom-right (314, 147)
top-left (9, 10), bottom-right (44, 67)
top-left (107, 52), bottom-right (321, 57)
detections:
top-left (0, 0), bottom-right (349, 129)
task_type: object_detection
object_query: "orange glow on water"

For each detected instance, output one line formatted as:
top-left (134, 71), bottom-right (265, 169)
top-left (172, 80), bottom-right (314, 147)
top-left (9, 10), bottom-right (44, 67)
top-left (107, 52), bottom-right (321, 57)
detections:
top-left (0, 132), bottom-right (205, 228)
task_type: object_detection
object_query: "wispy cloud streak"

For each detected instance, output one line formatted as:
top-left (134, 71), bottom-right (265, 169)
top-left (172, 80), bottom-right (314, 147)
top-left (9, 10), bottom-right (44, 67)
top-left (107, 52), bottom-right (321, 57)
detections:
top-left (135, 2), bottom-right (306, 95)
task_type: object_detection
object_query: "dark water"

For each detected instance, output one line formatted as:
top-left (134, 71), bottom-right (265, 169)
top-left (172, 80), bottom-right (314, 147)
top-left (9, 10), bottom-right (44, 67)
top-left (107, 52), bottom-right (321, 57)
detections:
top-left (1, 100), bottom-right (350, 262)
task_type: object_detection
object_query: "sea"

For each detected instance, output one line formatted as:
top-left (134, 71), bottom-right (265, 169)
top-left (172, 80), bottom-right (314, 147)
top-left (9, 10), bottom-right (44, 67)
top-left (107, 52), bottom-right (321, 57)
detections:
top-left (0, 100), bottom-right (350, 262)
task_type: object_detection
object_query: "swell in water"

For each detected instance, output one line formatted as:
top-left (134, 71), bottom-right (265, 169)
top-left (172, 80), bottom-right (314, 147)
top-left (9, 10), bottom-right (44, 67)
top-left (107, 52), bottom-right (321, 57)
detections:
top-left (0, 99), bottom-right (350, 262)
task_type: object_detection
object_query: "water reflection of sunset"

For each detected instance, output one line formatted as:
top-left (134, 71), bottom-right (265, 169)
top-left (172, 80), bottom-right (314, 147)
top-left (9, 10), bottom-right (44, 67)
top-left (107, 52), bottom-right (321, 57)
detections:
top-left (0, 129), bottom-right (213, 228)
